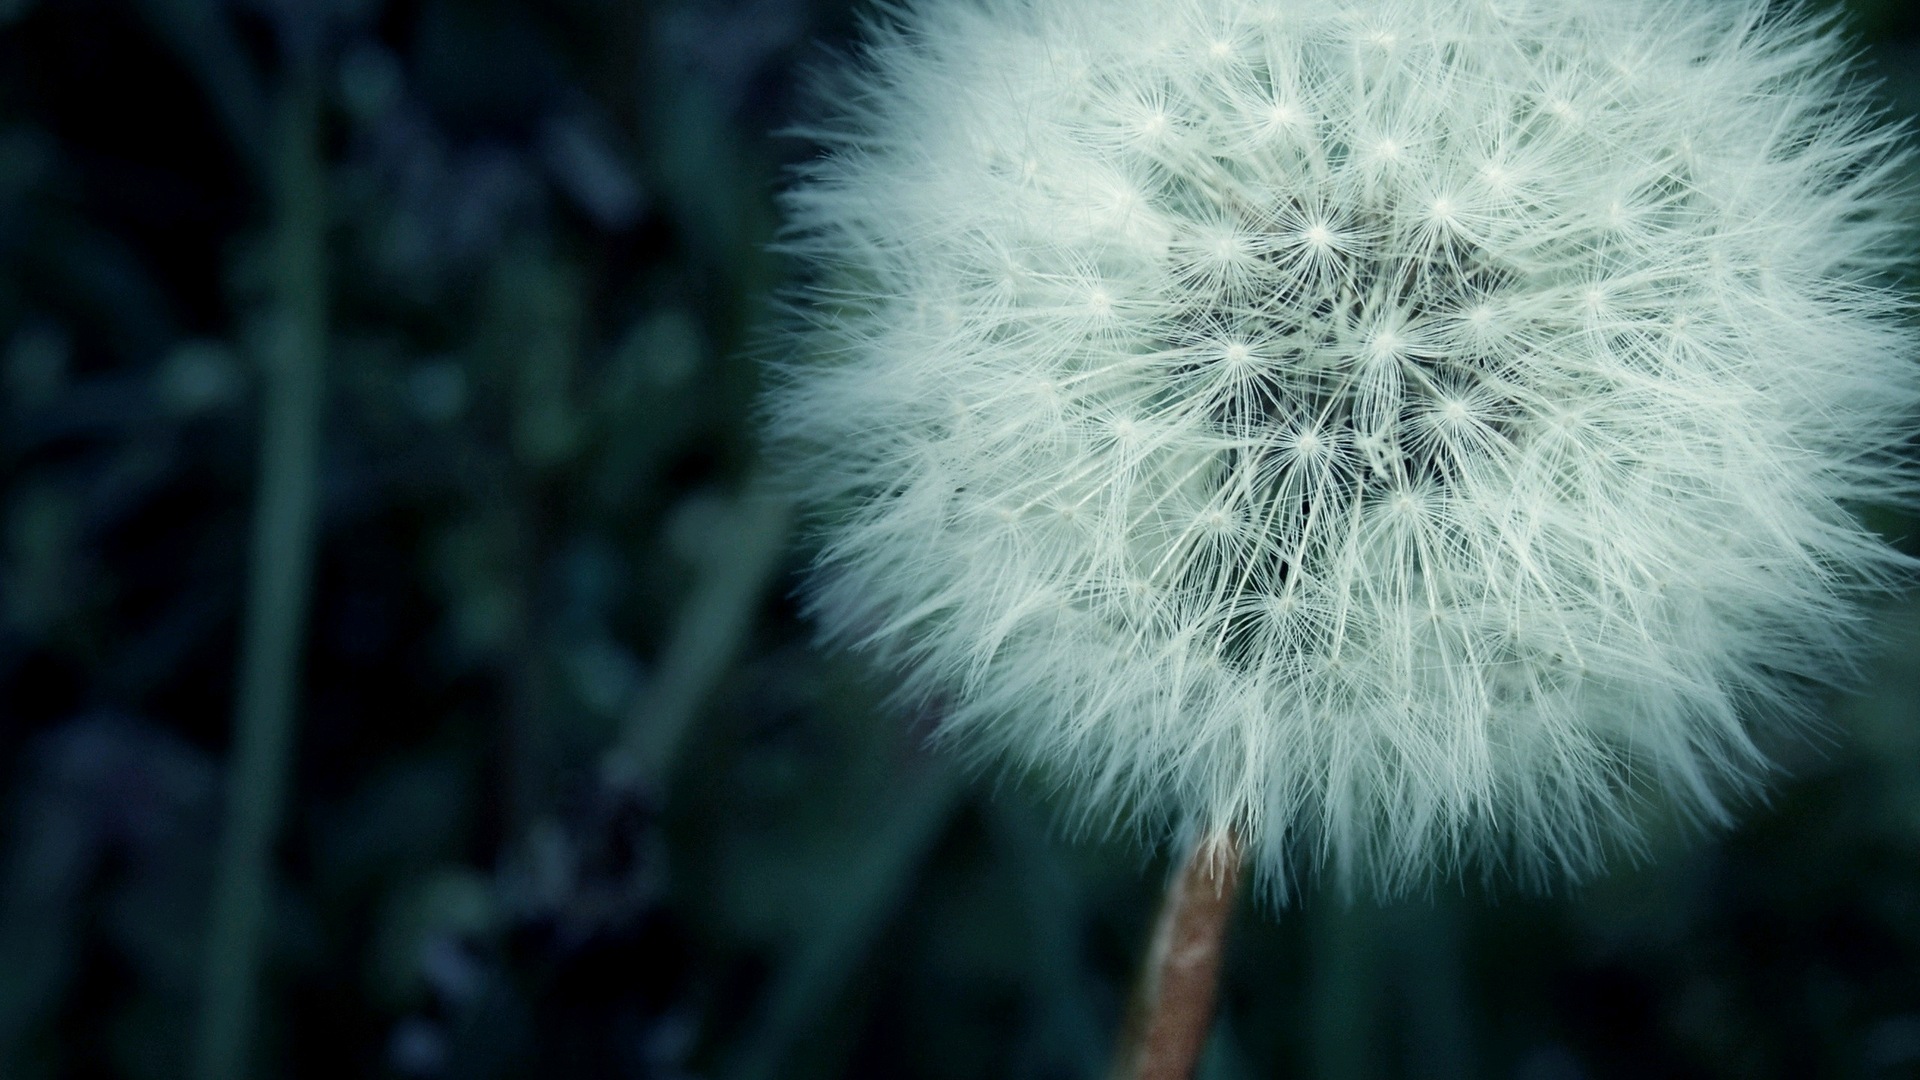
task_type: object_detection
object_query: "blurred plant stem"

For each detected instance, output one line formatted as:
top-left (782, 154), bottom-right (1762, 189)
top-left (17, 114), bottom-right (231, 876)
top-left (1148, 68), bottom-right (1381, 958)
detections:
top-left (993, 805), bottom-right (1109, 1076)
top-left (194, 51), bottom-right (326, 1080)
top-left (720, 764), bottom-right (962, 1080)
top-left (1110, 828), bottom-right (1242, 1080)
top-left (606, 492), bottom-right (789, 795)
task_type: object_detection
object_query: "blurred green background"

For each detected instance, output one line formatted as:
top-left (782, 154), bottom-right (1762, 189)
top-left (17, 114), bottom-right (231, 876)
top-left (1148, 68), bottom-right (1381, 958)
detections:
top-left (1, 0), bottom-right (1919, 1077)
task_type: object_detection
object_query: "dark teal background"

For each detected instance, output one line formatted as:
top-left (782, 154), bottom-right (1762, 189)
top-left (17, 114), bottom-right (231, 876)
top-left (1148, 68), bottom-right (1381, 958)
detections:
top-left (0, 0), bottom-right (1918, 1076)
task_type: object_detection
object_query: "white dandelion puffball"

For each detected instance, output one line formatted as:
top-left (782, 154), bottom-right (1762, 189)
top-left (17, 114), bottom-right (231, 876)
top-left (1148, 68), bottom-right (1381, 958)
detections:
top-left (769, 0), bottom-right (1918, 894)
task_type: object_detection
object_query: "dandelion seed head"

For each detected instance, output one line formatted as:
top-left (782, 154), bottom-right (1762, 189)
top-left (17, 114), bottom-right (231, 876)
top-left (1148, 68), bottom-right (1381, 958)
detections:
top-left (769, 0), bottom-right (1919, 898)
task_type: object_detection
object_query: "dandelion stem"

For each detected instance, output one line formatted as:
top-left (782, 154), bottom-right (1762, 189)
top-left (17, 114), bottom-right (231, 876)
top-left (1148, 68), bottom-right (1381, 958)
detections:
top-left (1110, 827), bottom-right (1243, 1080)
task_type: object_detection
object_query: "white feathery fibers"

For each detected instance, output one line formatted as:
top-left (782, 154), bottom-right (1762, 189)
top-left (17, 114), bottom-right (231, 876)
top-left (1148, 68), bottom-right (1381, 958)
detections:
top-left (767, 0), bottom-right (1919, 896)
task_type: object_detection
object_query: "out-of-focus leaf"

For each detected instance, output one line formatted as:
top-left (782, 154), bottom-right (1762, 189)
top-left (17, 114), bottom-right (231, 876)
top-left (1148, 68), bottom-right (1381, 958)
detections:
top-left (311, 755), bottom-right (476, 900)
top-left (0, 716), bottom-right (215, 1072)
top-left (125, 0), bottom-right (268, 185)
top-left (538, 107), bottom-right (646, 231)
top-left (610, 491), bottom-right (789, 794)
top-left (367, 867), bottom-right (499, 1008)
top-left (719, 763), bottom-right (964, 1080)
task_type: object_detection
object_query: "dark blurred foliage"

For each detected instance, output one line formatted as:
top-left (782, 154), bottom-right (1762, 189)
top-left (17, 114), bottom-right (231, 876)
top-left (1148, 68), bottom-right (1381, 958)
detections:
top-left (0, 0), bottom-right (1918, 1078)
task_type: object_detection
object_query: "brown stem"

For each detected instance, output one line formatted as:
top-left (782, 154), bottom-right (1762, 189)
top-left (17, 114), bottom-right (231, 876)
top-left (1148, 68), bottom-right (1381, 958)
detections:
top-left (1110, 828), bottom-right (1244, 1080)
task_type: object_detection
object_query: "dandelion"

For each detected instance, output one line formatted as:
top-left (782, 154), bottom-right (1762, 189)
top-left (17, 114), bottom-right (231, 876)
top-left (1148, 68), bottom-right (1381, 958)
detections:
top-left (769, 0), bottom-right (1917, 903)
